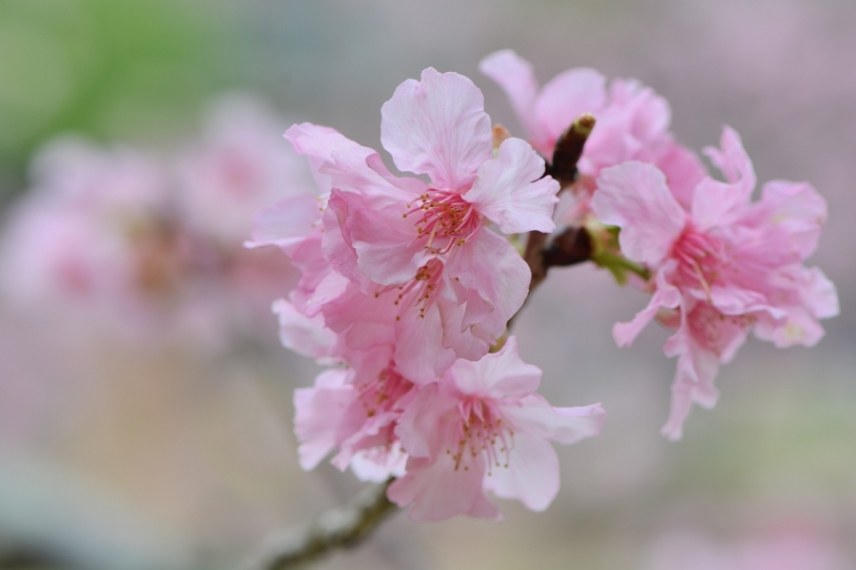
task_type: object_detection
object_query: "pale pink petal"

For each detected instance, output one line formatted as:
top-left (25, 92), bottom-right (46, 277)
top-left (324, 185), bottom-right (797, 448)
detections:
top-left (592, 162), bottom-right (687, 265)
top-left (388, 455), bottom-right (498, 522)
top-left (326, 189), bottom-right (428, 285)
top-left (754, 266), bottom-right (839, 348)
top-left (799, 266), bottom-right (839, 320)
top-left (394, 303), bottom-right (457, 384)
top-left (504, 396), bottom-right (606, 445)
top-left (285, 122), bottom-right (419, 199)
top-left (754, 180), bottom-right (828, 258)
top-left (613, 267), bottom-right (682, 346)
top-left (660, 315), bottom-right (723, 441)
top-left (245, 194), bottom-right (320, 250)
top-left (656, 142), bottom-right (707, 209)
top-left (272, 298), bottom-right (336, 359)
top-left (448, 336), bottom-right (542, 398)
top-left (479, 50), bottom-right (541, 143)
top-left (691, 127), bottom-right (756, 229)
top-left (381, 68), bottom-right (492, 189)
top-left (394, 383), bottom-right (453, 459)
top-left (438, 295), bottom-right (492, 361)
top-left (349, 446), bottom-right (407, 482)
top-left (534, 68), bottom-right (606, 150)
top-left (293, 370), bottom-right (355, 469)
top-left (704, 126), bottom-right (756, 193)
top-left (691, 177), bottom-right (750, 230)
top-left (484, 434), bottom-right (560, 511)
top-left (447, 229), bottom-right (530, 338)
top-left (463, 137), bottom-right (558, 234)
top-left (609, 79), bottom-right (672, 143)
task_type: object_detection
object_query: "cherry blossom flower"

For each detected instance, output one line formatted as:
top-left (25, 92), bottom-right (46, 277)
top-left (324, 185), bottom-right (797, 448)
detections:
top-left (480, 49), bottom-right (704, 219)
top-left (591, 127), bottom-right (838, 439)
top-left (293, 361), bottom-right (414, 479)
top-left (387, 337), bottom-right (604, 521)
top-left (1, 98), bottom-right (308, 348)
top-left (177, 94), bottom-right (310, 244)
top-left (270, 69), bottom-right (560, 382)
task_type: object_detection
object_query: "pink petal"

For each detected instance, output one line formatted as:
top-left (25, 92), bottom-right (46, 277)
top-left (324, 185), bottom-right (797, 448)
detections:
top-left (293, 370), bottom-right (355, 469)
top-left (692, 127), bottom-right (756, 229)
top-left (448, 336), bottom-right (542, 398)
top-left (447, 229), bottom-right (530, 339)
top-left (394, 303), bottom-right (457, 384)
top-left (613, 267), bottom-right (682, 346)
top-left (381, 68), bottom-right (492, 189)
top-left (484, 434), bottom-right (559, 511)
top-left (755, 180), bottom-right (828, 258)
top-left (691, 177), bottom-right (750, 230)
top-left (503, 396), bottom-right (605, 445)
top-left (245, 194), bottom-right (320, 251)
top-left (660, 349), bottom-right (720, 442)
top-left (388, 455), bottom-right (499, 522)
top-left (272, 298), bottom-right (336, 359)
top-left (655, 142), bottom-right (707, 209)
top-left (534, 68), bottom-right (606, 151)
top-left (704, 126), bottom-right (757, 192)
top-left (592, 162), bottom-right (687, 265)
top-left (799, 266), bottom-right (839, 320)
top-left (463, 137), bottom-right (558, 234)
top-left (394, 383), bottom-right (453, 459)
top-left (286, 122), bottom-right (420, 200)
top-left (660, 314), bottom-right (723, 441)
top-left (479, 50), bottom-right (541, 144)
top-left (326, 189), bottom-right (428, 286)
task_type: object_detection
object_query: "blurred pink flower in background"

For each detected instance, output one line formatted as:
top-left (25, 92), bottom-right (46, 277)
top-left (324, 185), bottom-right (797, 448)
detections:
top-left (0, 95), bottom-right (309, 349)
top-left (647, 521), bottom-right (851, 570)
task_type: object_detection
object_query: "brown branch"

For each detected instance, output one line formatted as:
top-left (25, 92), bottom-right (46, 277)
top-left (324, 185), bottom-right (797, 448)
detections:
top-left (508, 113), bottom-right (598, 330)
top-left (546, 113), bottom-right (596, 187)
top-left (242, 479), bottom-right (398, 570)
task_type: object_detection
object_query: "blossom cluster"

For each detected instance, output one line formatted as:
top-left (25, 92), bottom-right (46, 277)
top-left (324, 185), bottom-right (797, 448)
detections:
top-left (250, 68), bottom-right (605, 521)
top-left (484, 50), bottom-right (838, 439)
top-left (258, 50), bottom-right (837, 521)
top-left (1, 95), bottom-right (303, 347)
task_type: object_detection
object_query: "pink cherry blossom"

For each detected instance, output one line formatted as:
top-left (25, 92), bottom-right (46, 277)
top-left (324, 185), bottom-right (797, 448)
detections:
top-left (1, 98), bottom-right (310, 348)
top-left (270, 69), bottom-right (560, 382)
top-left (177, 94), bottom-right (312, 244)
top-left (388, 337), bottom-right (605, 521)
top-left (293, 361), bottom-right (415, 480)
top-left (480, 49), bottom-right (705, 219)
top-left (591, 127), bottom-right (838, 439)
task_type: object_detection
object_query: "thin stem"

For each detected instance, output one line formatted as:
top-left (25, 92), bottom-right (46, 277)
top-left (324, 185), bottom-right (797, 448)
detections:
top-left (242, 479), bottom-right (398, 570)
top-left (591, 250), bottom-right (651, 283)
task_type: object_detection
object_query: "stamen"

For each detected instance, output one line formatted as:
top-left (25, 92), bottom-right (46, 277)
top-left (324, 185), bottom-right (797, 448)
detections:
top-left (448, 397), bottom-right (515, 475)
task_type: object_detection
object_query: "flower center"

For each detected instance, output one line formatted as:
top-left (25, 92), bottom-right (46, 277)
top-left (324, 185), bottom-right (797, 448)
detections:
top-left (687, 302), bottom-right (756, 357)
top-left (671, 226), bottom-right (726, 298)
top-left (447, 397), bottom-right (514, 474)
top-left (403, 189), bottom-right (480, 255)
top-left (357, 367), bottom-right (413, 418)
top-left (374, 258), bottom-right (444, 320)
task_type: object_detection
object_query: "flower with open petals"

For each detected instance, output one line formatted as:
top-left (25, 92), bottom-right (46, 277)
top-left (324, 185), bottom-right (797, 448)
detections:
top-left (281, 69), bottom-right (560, 382)
top-left (591, 127), bottom-right (838, 439)
top-left (480, 50), bottom-right (704, 218)
top-left (388, 337), bottom-right (605, 521)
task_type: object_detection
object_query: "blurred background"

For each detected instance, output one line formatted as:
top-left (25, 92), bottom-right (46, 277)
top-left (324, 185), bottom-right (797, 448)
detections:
top-left (0, 0), bottom-right (854, 568)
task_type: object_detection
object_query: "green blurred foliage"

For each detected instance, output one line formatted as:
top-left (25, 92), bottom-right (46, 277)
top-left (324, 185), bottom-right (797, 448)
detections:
top-left (0, 0), bottom-right (236, 201)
